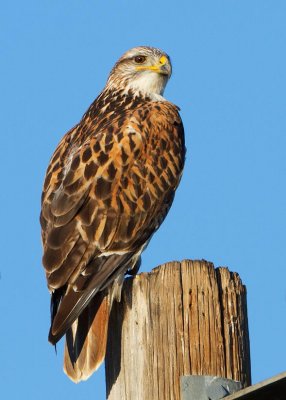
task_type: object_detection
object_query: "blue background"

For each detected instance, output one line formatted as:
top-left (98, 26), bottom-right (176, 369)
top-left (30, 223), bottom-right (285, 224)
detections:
top-left (1, 1), bottom-right (285, 398)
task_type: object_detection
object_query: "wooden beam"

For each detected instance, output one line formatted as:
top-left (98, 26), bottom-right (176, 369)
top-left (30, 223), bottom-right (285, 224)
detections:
top-left (225, 371), bottom-right (286, 399)
top-left (105, 260), bottom-right (251, 400)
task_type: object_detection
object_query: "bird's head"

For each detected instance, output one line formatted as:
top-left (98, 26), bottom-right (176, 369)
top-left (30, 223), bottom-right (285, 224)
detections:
top-left (106, 46), bottom-right (172, 98)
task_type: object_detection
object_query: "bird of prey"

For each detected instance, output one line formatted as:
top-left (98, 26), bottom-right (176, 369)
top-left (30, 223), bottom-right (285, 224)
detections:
top-left (40, 46), bottom-right (185, 382)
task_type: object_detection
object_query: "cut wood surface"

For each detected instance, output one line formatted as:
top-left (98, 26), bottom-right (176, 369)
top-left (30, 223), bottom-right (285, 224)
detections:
top-left (105, 260), bottom-right (251, 400)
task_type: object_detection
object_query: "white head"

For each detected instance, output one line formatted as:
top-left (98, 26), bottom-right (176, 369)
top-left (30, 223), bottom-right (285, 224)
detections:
top-left (106, 46), bottom-right (172, 98)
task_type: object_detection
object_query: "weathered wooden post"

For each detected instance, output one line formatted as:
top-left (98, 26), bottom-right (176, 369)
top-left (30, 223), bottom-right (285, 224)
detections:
top-left (105, 260), bottom-right (251, 400)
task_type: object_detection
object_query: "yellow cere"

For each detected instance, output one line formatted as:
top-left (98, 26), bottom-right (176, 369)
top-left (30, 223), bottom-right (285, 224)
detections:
top-left (159, 56), bottom-right (167, 65)
top-left (136, 55), bottom-right (168, 72)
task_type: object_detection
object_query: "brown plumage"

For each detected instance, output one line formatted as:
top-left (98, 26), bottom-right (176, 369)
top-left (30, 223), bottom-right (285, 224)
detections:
top-left (40, 46), bottom-right (185, 382)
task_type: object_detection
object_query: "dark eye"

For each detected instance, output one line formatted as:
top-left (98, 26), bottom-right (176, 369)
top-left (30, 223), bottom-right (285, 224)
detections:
top-left (134, 55), bottom-right (146, 64)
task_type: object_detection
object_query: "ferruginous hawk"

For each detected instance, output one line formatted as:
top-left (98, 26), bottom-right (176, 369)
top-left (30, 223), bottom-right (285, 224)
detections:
top-left (40, 46), bottom-right (185, 382)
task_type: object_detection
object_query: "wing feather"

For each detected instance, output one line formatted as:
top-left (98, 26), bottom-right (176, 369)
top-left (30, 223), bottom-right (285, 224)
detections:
top-left (41, 100), bottom-right (185, 343)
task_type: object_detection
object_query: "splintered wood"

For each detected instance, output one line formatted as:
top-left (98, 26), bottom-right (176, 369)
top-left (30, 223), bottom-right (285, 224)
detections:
top-left (105, 260), bottom-right (251, 400)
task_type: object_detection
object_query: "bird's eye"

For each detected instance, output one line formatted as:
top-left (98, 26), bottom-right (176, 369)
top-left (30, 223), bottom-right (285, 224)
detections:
top-left (134, 55), bottom-right (146, 64)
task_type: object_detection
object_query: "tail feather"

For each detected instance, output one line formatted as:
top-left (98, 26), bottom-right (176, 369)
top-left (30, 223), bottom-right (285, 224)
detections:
top-left (49, 253), bottom-right (135, 345)
top-left (63, 292), bottom-right (110, 383)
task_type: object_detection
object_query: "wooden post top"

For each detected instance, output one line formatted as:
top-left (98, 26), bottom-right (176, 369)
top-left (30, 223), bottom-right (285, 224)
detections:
top-left (105, 260), bottom-right (251, 400)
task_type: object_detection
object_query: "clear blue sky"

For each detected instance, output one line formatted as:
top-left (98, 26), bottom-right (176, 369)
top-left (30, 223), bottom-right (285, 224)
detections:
top-left (1, 1), bottom-right (285, 399)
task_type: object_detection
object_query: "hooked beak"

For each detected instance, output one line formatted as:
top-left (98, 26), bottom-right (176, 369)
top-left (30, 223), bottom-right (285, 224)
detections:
top-left (136, 56), bottom-right (171, 76)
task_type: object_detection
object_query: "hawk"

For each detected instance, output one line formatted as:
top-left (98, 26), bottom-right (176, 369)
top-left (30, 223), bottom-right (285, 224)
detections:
top-left (40, 46), bottom-right (185, 382)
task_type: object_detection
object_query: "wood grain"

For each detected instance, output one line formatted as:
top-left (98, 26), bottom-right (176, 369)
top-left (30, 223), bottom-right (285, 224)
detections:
top-left (105, 260), bottom-right (251, 400)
